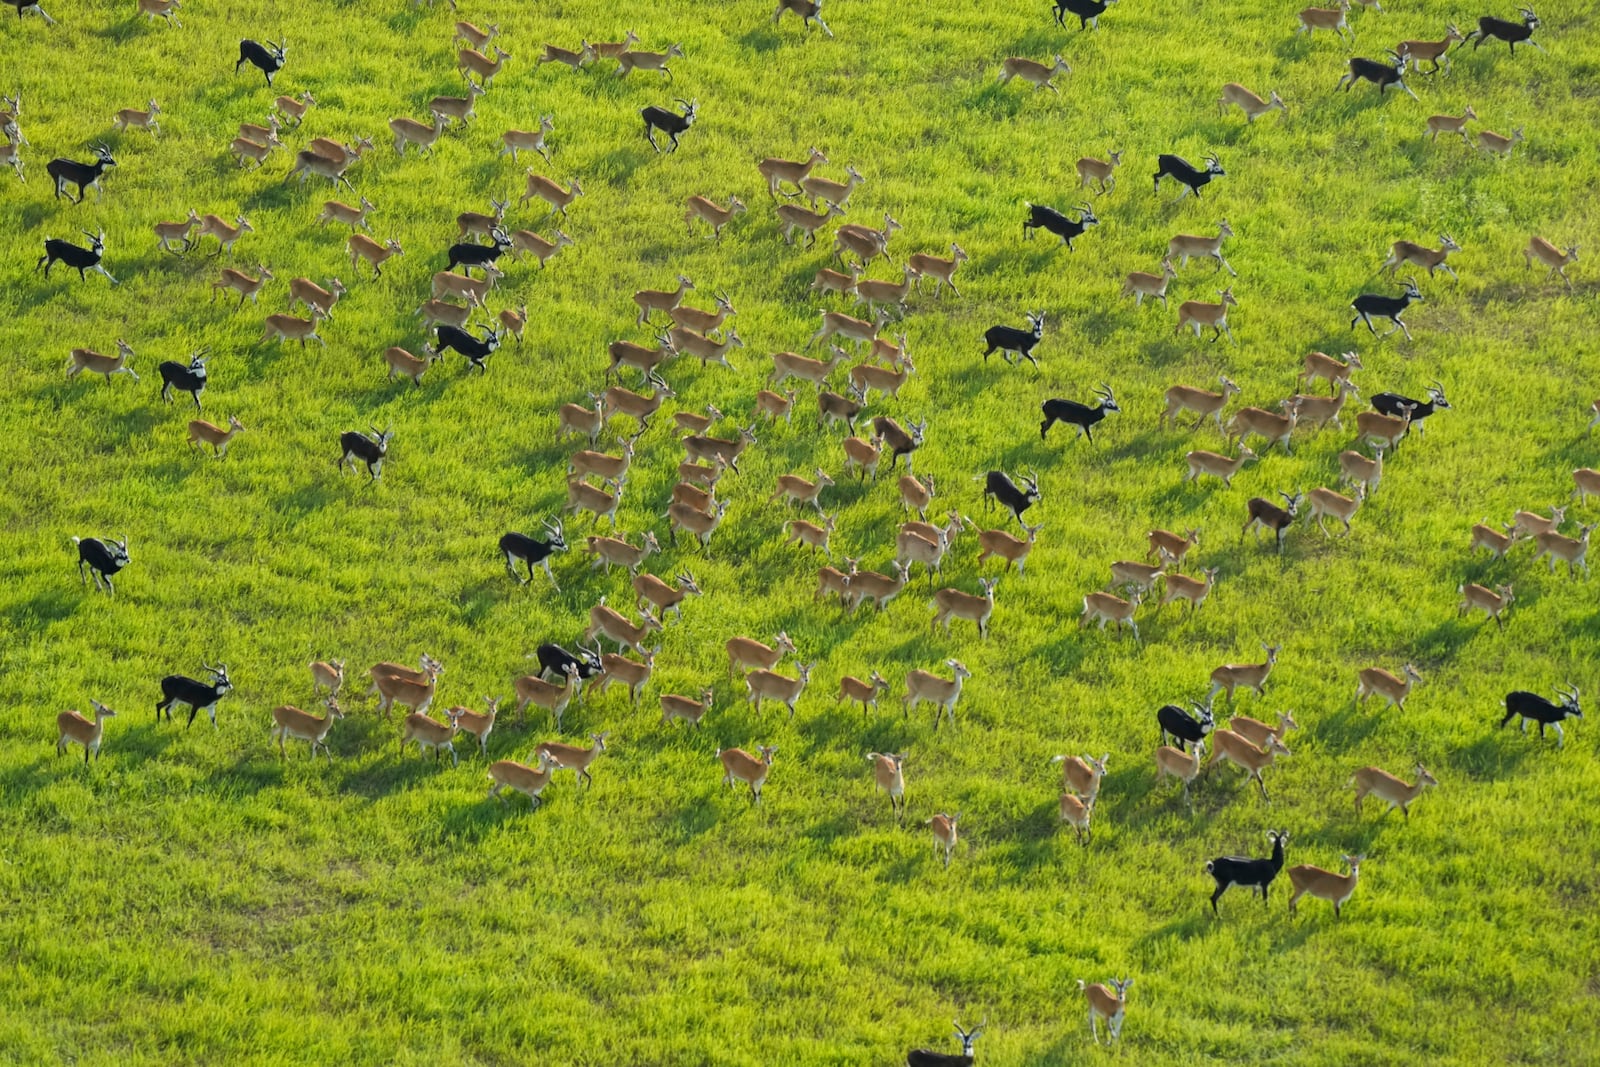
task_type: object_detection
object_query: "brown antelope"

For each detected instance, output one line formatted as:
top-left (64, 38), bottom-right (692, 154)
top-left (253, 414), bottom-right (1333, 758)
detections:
top-left (1109, 560), bottom-right (1164, 598)
top-left (1291, 378), bottom-right (1361, 431)
top-left (497, 303), bottom-right (529, 345)
top-left (1155, 742), bottom-right (1206, 808)
top-left (1206, 730), bottom-right (1291, 801)
top-left (1354, 658), bottom-right (1425, 710)
top-left (594, 648), bottom-right (657, 707)
top-left (398, 708), bottom-right (463, 766)
top-left (459, 45), bottom-right (512, 87)
top-left (187, 415), bottom-right (246, 457)
top-left (153, 210), bottom-right (203, 254)
top-left (834, 214), bottom-right (901, 269)
top-left (633, 274), bottom-right (694, 324)
top-left (455, 196), bottom-right (508, 241)
top-left (1147, 528), bottom-right (1201, 570)
top-left (1081, 591), bottom-right (1142, 643)
top-left (1356, 406), bottom-right (1413, 453)
top-left (818, 385), bottom-right (867, 433)
top-left (1080, 978), bottom-right (1133, 1046)
top-left (1301, 349), bottom-right (1362, 396)
top-left (840, 672), bottom-right (891, 718)
top-left (286, 149), bottom-right (354, 190)
top-left (569, 432), bottom-right (641, 486)
top-left (113, 99), bottom-right (161, 136)
top-left (1185, 444), bottom-right (1257, 486)
top-left (228, 133), bottom-right (284, 169)
top-left (932, 578), bottom-right (998, 639)
top-left (998, 54), bottom-right (1072, 92)
top-left (67, 339), bottom-right (139, 385)
top-left (262, 312), bottom-right (326, 349)
top-left (1524, 236), bottom-right (1579, 289)
top-left (1424, 105), bottom-right (1478, 144)
top-left (347, 235), bottom-right (404, 278)
top-left (510, 228), bottom-right (575, 267)
top-left (661, 686), bottom-right (714, 728)
top-left (811, 308), bottom-right (888, 352)
top-left (616, 43), bottom-right (685, 79)
top-left (0, 137), bottom-right (19, 183)
top-left (1168, 220), bottom-right (1237, 276)
top-left (685, 194), bottom-right (747, 241)
top-left (718, 745), bottom-right (776, 802)
top-left (747, 662), bottom-right (815, 720)
top-left (586, 601), bottom-right (662, 654)
top-left (1051, 752), bottom-right (1109, 803)
top-left (1175, 287), bottom-right (1239, 343)
top-left (455, 19), bottom-right (500, 51)
top-left (673, 404), bottom-right (723, 436)
top-left (812, 265), bottom-right (860, 300)
top-left (1306, 484), bottom-right (1365, 536)
top-left (1209, 643), bottom-right (1281, 702)
top-left (305, 135), bottom-right (371, 168)
top-left (669, 326), bottom-right (743, 369)
top-left (429, 85), bottom-right (486, 127)
top-left (274, 90), bottom-right (316, 125)
top-left (1162, 376), bottom-right (1241, 431)
top-left (583, 530), bottom-right (658, 575)
top-left (758, 146), bottom-right (827, 198)
top-left (1288, 855), bottom-right (1364, 918)
top-left (1123, 259), bottom-right (1179, 310)
top-left (898, 473), bottom-right (935, 519)
top-left (238, 113), bottom-right (279, 145)
top-left (1076, 150), bottom-right (1124, 194)
top-left (56, 700), bottom-right (116, 764)
top-left (1059, 794), bottom-right (1095, 847)
top-left (288, 276), bottom-right (346, 321)
top-left (390, 112), bottom-right (448, 156)
top-left (1512, 504), bottom-right (1566, 540)
top-left (1337, 447), bottom-right (1384, 498)
top-left (431, 264), bottom-right (503, 308)
top-left (374, 660), bottom-right (442, 722)
top-left (1353, 763), bottom-right (1437, 819)
top-left (535, 732), bottom-right (610, 788)
top-left (1228, 399), bottom-right (1301, 455)
top-left (486, 751), bottom-right (558, 809)
top-left (1401, 24), bottom-right (1466, 73)
top-left (591, 30), bottom-right (640, 61)
top-left (1296, 0), bottom-right (1351, 39)
top-left (846, 560), bottom-right (910, 613)
top-left (1459, 582), bottom-right (1514, 628)
top-left (522, 173), bottom-right (583, 217)
top-left (771, 347), bottom-right (847, 389)
top-left (854, 266), bottom-right (918, 318)
top-left (136, 0), bottom-right (180, 26)
top-left (927, 812), bottom-right (960, 868)
top-left (556, 393), bottom-right (605, 444)
top-left (606, 338), bottom-right (677, 383)
top-left (771, 468), bottom-right (834, 512)
top-left (800, 163), bottom-right (865, 210)
top-left (683, 425), bottom-right (757, 473)
top-left (1477, 126), bottom-right (1525, 157)
top-left (196, 214), bottom-right (252, 257)
top-left (450, 696), bottom-right (500, 759)
top-left (906, 660), bottom-right (972, 729)
top-left (754, 387), bottom-right (797, 424)
top-left (974, 520), bottom-right (1042, 575)
top-left (867, 752), bottom-right (908, 819)
top-left (1228, 710), bottom-right (1298, 752)
top-left (501, 116), bottom-right (555, 163)
top-left (1383, 234), bottom-right (1461, 282)
top-left (512, 663), bottom-right (583, 729)
top-left (896, 528), bottom-right (946, 579)
top-left (815, 559), bottom-right (855, 607)
top-left (906, 243), bottom-right (969, 297)
top-left (564, 477), bottom-right (625, 528)
top-left (1218, 84), bottom-right (1286, 123)
top-left (368, 654), bottom-right (442, 691)
top-left (309, 659), bottom-right (345, 698)
top-left (726, 632), bottom-right (796, 676)
top-left (1468, 519), bottom-right (1518, 559)
top-left (775, 201), bottom-right (845, 249)
top-left (317, 196), bottom-right (376, 232)
top-left (416, 298), bottom-right (464, 329)
top-left (384, 346), bottom-right (440, 386)
top-left (848, 357), bottom-right (914, 403)
top-left (537, 41), bottom-right (595, 70)
top-left (668, 498), bottom-right (731, 550)
top-left (1157, 566), bottom-right (1220, 616)
top-left (633, 570), bottom-right (700, 621)
top-left (1534, 524), bottom-right (1595, 578)
top-left (602, 378), bottom-right (675, 427)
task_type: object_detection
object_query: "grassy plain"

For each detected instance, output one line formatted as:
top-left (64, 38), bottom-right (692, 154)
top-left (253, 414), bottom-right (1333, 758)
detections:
top-left (1, 0), bottom-right (1599, 1062)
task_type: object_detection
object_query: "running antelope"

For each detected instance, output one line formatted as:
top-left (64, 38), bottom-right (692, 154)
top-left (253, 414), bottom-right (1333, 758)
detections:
top-left (974, 520), bottom-right (1042, 574)
top-left (229, 133), bottom-right (283, 168)
top-left (673, 404), bottom-right (723, 436)
top-left (633, 570), bottom-right (701, 621)
top-left (1425, 105), bottom-right (1478, 143)
top-left (839, 672), bottom-right (891, 718)
top-left (1402, 24), bottom-right (1466, 73)
top-left (430, 86), bottom-right (486, 127)
top-left (1175, 288), bottom-right (1239, 343)
top-left (274, 90), bottom-right (315, 125)
top-left (556, 394), bottom-right (605, 444)
top-left (754, 387), bottom-right (796, 423)
top-left (455, 20), bottom-right (500, 51)
top-left (757, 146), bottom-right (827, 198)
top-left (1301, 350), bottom-right (1362, 396)
top-left (1513, 505), bottom-right (1565, 540)
top-left (1123, 259), bottom-right (1178, 309)
top-left (591, 30), bottom-right (640, 61)
top-left (932, 578), bottom-right (997, 639)
top-left (1228, 710), bottom-right (1298, 751)
top-left (153, 210), bottom-right (202, 253)
top-left (1147, 528), bottom-right (1201, 570)
top-left (586, 602), bottom-right (662, 655)
top-left (569, 433), bottom-right (641, 487)
top-left (522, 173), bottom-right (583, 217)
top-left (1158, 567), bottom-right (1220, 616)
top-left (660, 686), bottom-right (713, 728)
top-left (906, 243), bottom-right (969, 297)
top-left (196, 214), bottom-right (253, 257)
top-left (905, 659), bottom-right (971, 729)
top-left (1218, 84), bottom-right (1286, 123)
top-left (1076, 150), bottom-right (1124, 194)
top-left (510, 228), bottom-right (574, 267)
top-left (1287, 855), bottom-right (1364, 918)
top-left (1356, 663), bottom-right (1423, 710)
top-left (1291, 378), bottom-right (1361, 430)
top-left (633, 274), bottom-right (694, 324)
top-left (602, 379), bottom-right (674, 428)
top-left (1206, 730), bottom-right (1292, 802)
top-left (998, 54), bottom-right (1073, 92)
top-left (606, 338), bottom-right (677, 382)
top-left (900, 474), bottom-right (936, 519)
top-left (1356, 407), bottom-right (1413, 453)
top-left (512, 663), bottom-right (583, 729)
top-left (1468, 519), bottom-right (1518, 559)
top-left (1575, 467), bottom-right (1600, 505)
top-left (1459, 582), bottom-right (1514, 628)
top-left (682, 425), bottom-right (756, 473)
top-left (113, 100), bottom-right (161, 137)
top-left (718, 745), bottom-right (776, 802)
top-left (726, 632), bottom-right (796, 675)
top-left (927, 812), bottom-right (960, 868)
top-left (187, 415), bottom-right (246, 457)
top-left (1081, 591), bottom-right (1142, 643)
top-left (771, 347), bottom-right (847, 389)
top-left (1228, 399), bottom-right (1301, 455)
top-left (347, 235), bottom-right (404, 278)
top-left (535, 732), bottom-right (610, 789)
top-left (67, 339), bottom-right (139, 385)
top-left (775, 201), bottom-right (845, 248)
top-left (1383, 234), bottom-right (1461, 282)
top-left (854, 266), bottom-right (917, 318)
top-left (501, 116), bottom-right (555, 163)
top-left (616, 44), bottom-right (685, 79)
top-left (537, 41), bottom-right (595, 70)
top-left (1338, 447), bottom-right (1384, 497)
top-left (1306, 484), bottom-right (1365, 536)
top-left (310, 659), bottom-right (345, 697)
top-left (1477, 127), bottom-right (1525, 157)
top-left (1523, 237), bottom-right (1579, 290)
top-left (1168, 220), bottom-right (1237, 275)
top-left (842, 434), bottom-right (882, 481)
top-left (384, 346), bottom-right (440, 386)
top-left (399, 710), bottom-right (461, 767)
top-left (317, 196), bottom-right (376, 231)
top-left (56, 700), bottom-right (116, 764)
top-left (459, 45), bottom-right (512, 87)
top-left (1051, 752), bottom-right (1109, 803)
top-left (668, 498), bottom-right (731, 550)
top-left (1162, 375), bottom-right (1241, 431)
top-left (136, 0), bottom-right (180, 26)
top-left (670, 326), bottom-right (743, 369)
top-left (1109, 560), bottom-right (1165, 597)
top-left (800, 163), bottom-right (865, 210)
top-left (288, 276), bottom-right (346, 320)
top-left (1352, 763), bottom-right (1437, 819)
top-left (262, 312), bottom-right (326, 349)
top-left (486, 752), bottom-right (557, 809)
top-left (564, 477), bottom-right (624, 528)
top-left (1534, 524), bottom-right (1595, 578)
top-left (771, 468), bottom-right (834, 512)
top-left (812, 265), bottom-right (859, 299)
top-left (389, 112), bottom-right (448, 156)
top-left (833, 213), bottom-right (901, 269)
top-left (1155, 742), bottom-right (1205, 808)
top-left (1209, 643), bottom-right (1281, 702)
top-left (1297, 0), bottom-right (1352, 39)
top-left (1185, 444), bottom-right (1257, 486)
top-left (1059, 793), bottom-right (1095, 847)
top-left (583, 530), bottom-right (658, 575)
top-left (685, 194), bottom-right (747, 240)
top-left (869, 752), bottom-right (907, 819)
top-left (594, 648), bottom-right (657, 708)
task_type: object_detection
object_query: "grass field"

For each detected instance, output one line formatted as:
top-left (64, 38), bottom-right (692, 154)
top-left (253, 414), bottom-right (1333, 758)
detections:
top-left (2, 0), bottom-right (1600, 1062)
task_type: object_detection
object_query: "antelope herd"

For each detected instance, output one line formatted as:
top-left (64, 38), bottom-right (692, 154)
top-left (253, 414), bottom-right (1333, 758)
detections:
top-left (17, 0), bottom-right (1592, 1055)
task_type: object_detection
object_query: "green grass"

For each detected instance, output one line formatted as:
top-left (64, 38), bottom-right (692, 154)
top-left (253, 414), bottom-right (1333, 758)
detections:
top-left (3, 0), bottom-right (1600, 1062)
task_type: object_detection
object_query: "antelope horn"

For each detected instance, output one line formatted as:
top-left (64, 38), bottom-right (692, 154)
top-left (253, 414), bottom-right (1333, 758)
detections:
top-left (674, 98), bottom-right (692, 109)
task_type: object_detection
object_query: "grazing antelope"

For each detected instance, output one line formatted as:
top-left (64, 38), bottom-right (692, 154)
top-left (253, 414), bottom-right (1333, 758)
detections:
top-left (1147, 527), bottom-right (1201, 570)
top-left (727, 632), bottom-right (796, 676)
top-left (586, 602), bottom-right (663, 655)
top-left (1185, 445), bottom-right (1257, 487)
top-left (1081, 591), bottom-right (1142, 642)
top-left (67, 339), bottom-right (139, 385)
top-left (1477, 126), bottom-right (1525, 157)
top-left (429, 85), bottom-right (486, 127)
top-left (310, 659), bottom-right (345, 697)
top-left (510, 228), bottom-right (574, 268)
top-left (846, 560), bottom-right (910, 613)
top-left (685, 194), bottom-right (747, 241)
top-left (564, 477), bottom-right (624, 528)
top-left (839, 672), bottom-right (891, 718)
top-left (583, 530), bottom-right (658, 575)
top-left (1163, 376), bottom-right (1241, 431)
top-left (1080, 978), bottom-right (1133, 1045)
top-left (1356, 663), bottom-right (1423, 710)
top-left (262, 312), bottom-right (325, 349)
top-left (661, 686), bottom-right (714, 728)
top-left (718, 745), bottom-right (776, 802)
top-left (1469, 519), bottom-right (1518, 559)
top-left (1357, 406), bottom-right (1413, 453)
top-left (998, 54), bottom-right (1072, 92)
top-left (1523, 236), bottom-right (1579, 289)
top-left (633, 274), bottom-right (694, 325)
top-left (974, 520), bottom-right (1042, 575)
top-left (594, 648), bottom-right (657, 708)
top-left (1533, 524), bottom-right (1595, 578)
top-left (399, 708), bottom-right (463, 767)
top-left (270, 697), bottom-right (345, 762)
top-left (906, 243), bottom-right (969, 298)
top-left (1156, 742), bottom-right (1205, 808)
top-left (932, 578), bottom-right (997, 639)
top-left (459, 45), bottom-right (512, 87)
top-left (1383, 234), bottom-right (1461, 282)
top-left (1052, 752), bottom-right (1109, 803)
top-left (1297, 0), bottom-right (1352, 40)
top-left (1207, 730), bottom-right (1292, 802)
top-left (1218, 84), bottom-right (1286, 123)
top-left (347, 235), bottom-right (404, 278)
top-left (56, 700), bottom-right (116, 765)
top-left (1353, 763), bottom-right (1437, 818)
top-left (1288, 855), bottom-right (1364, 918)
top-left (633, 570), bottom-right (700, 621)
top-left (1123, 258), bottom-right (1178, 310)
top-left (113, 100), bottom-right (161, 137)
top-left (1209, 643), bottom-right (1281, 702)
top-left (758, 146), bottom-right (827, 199)
top-left (1076, 150), bottom-right (1124, 194)
top-left (187, 415), bottom-right (246, 457)
top-left (384, 346), bottom-right (440, 386)
top-left (775, 201), bottom-right (845, 249)
top-left (522, 173), bottom-right (583, 217)
top-left (512, 663), bottom-right (583, 730)
top-left (1401, 24), bottom-right (1466, 73)
top-left (927, 812), bottom-right (959, 868)
top-left (136, 0), bottom-right (180, 26)
top-left (1459, 582), bottom-right (1514, 629)
top-left (486, 752), bottom-right (558, 809)
top-left (1306, 484), bottom-right (1365, 536)
top-left (535, 732), bottom-right (610, 788)
top-left (868, 752), bottom-right (907, 819)
top-left (537, 41), bottom-right (595, 70)
top-left (389, 112), bottom-right (448, 156)
top-left (617, 43), bottom-right (685, 79)
top-left (1176, 288), bottom-right (1239, 343)
top-left (905, 659), bottom-right (971, 729)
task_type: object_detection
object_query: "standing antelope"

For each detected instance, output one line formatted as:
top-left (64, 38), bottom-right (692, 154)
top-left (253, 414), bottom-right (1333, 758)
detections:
top-left (758, 147), bottom-right (827, 198)
top-left (57, 700), bottom-right (116, 765)
top-left (1155, 742), bottom-right (1205, 808)
top-left (1081, 591), bottom-right (1142, 642)
top-left (1176, 288), bottom-right (1239, 343)
top-left (399, 708), bottom-right (463, 768)
top-left (486, 752), bottom-right (558, 810)
top-left (745, 662), bottom-right (814, 720)
top-left (1306, 484), bottom-right (1365, 536)
top-left (839, 672), bottom-right (890, 718)
top-left (374, 660), bottom-right (441, 722)
top-left (927, 813), bottom-right (960, 868)
top-left (726, 632), bottom-right (796, 676)
top-left (348, 235), bottom-right (404, 278)
top-left (1162, 376), bottom-right (1241, 431)
top-left (512, 663), bottom-right (583, 730)
top-left (1468, 519), bottom-right (1518, 559)
top-left (310, 659), bottom-right (345, 698)
top-left (1353, 763), bottom-right (1437, 818)
top-left (1288, 855), bottom-right (1365, 919)
top-left (1356, 663), bottom-right (1423, 710)
top-left (974, 520), bottom-right (1042, 575)
top-left (906, 243), bottom-right (969, 297)
top-left (661, 687), bottom-right (714, 728)
top-left (1533, 523), bottom-right (1595, 578)
top-left (718, 745), bottom-right (777, 802)
top-left (594, 648), bottom-right (658, 708)
top-left (931, 578), bottom-right (997, 639)
top-left (1459, 582), bottom-right (1514, 629)
top-left (1209, 643), bottom-right (1281, 702)
top-left (906, 660), bottom-right (971, 729)
top-left (1297, 0), bottom-right (1352, 39)
top-left (270, 698), bottom-right (344, 762)
top-left (1059, 794), bottom-right (1095, 847)
top-left (1076, 150), bottom-right (1123, 193)
top-left (1148, 528), bottom-right (1201, 570)
top-left (535, 732), bottom-right (610, 789)
top-left (1477, 127), bottom-right (1525, 157)
top-left (1218, 84), bottom-right (1286, 123)
top-left (585, 602), bottom-right (662, 654)
top-left (1401, 24), bottom-right (1466, 73)
top-left (1523, 237), bottom-right (1579, 290)
top-left (633, 570), bottom-right (700, 621)
top-left (1206, 730), bottom-right (1292, 802)
top-left (1052, 752), bottom-right (1109, 804)
top-left (1123, 259), bottom-right (1178, 309)
top-left (868, 752), bottom-right (907, 820)
top-left (187, 415), bottom-right (246, 457)
top-left (1079, 978), bottom-right (1133, 1046)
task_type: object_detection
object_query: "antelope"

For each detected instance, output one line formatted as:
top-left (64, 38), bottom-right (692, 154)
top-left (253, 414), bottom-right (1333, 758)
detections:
top-left (556, 393), bottom-right (605, 444)
top-left (896, 528), bottom-right (945, 580)
top-left (1162, 376), bottom-right (1241, 431)
top-left (286, 149), bottom-right (354, 191)
top-left (1512, 504), bottom-right (1565, 540)
top-left (583, 530), bottom-right (658, 575)
top-left (661, 686), bottom-right (714, 728)
top-left (228, 133), bottom-right (284, 169)
top-left (591, 30), bottom-right (640, 61)
top-left (501, 116), bottom-right (556, 164)
top-left (288, 276), bottom-right (346, 321)
top-left (66, 339), bottom-right (139, 385)
top-left (812, 265), bottom-right (860, 300)
top-left (771, 468), bottom-right (834, 512)
top-left (840, 672), bottom-right (891, 718)
top-left (616, 43), bottom-right (686, 79)
top-left (310, 659), bottom-right (345, 697)
top-left (800, 164), bottom-right (866, 212)
top-left (633, 274), bottom-right (694, 324)
top-left (1424, 106), bottom-right (1479, 147)
top-left (746, 662), bottom-right (814, 720)
top-left (274, 90), bottom-right (315, 125)
top-left (455, 197), bottom-right (509, 242)
top-left (1353, 763), bottom-right (1437, 819)
top-left (1185, 445), bottom-right (1257, 486)
top-left (1287, 855), bottom-right (1364, 919)
top-left (1123, 258), bottom-right (1178, 309)
top-left (906, 243), bottom-right (968, 298)
top-left (898, 473), bottom-right (935, 519)
top-left (512, 663), bottom-right (583, 729)
top-left (633, 570), bottom-right (701, 621)
top-left (1051, 752), bottom-right (1109, 803)
top-left (1459, 582), bottom-right (1515, 629)
top-left (834, 213), bottom-right (902, 269)
top-left (1081, 590), bottom-right (1142, 642)
top-left (1524, 237), bottom-right (1579, 289)
top-left (1401, 24), bottom-right (1466, 73)
top-left (486, 752), bottom-right (558, 809)
top-left (1228, 401), bottom-right (1300, 456)
top-left (1306, 484), bottom-right (1365, 536)
top-left (267, 698), bottom-right (344, 762)
top-left (56, 700), bottom-right (116, 765)
top-left (1158, 566), bottom-right (1220, 615)
top-left (211, 264), bottom-right (273, 307)
top-left (668, 498), bottom-right (730, 550)
top-left (1155, 741), bottom-right (1205, 807)
top-left (368, 654), bottom-right (441, 691)
top-left (1478, 127), bottom-right (1525, 158)
top-left (537, 42), bottom-right (595, 70)
top-left (535, 732), bottom-right (610, 788)
top-left (430, 85), bottom-right (486, 127)
top-left (113, 99), bottom-right (161, 137)
top-left (998, 54), bottom-right (1073, 92)
top-left (682, 425), bottom-right (757, 473)
top-left (726, 632), bottom-right (796, 676)
top-left (375, 663), bottom-right (442, 723)
top-left (1383, 234), bottom-right (1461, 282)
top-left (238, 115), bottom-right (281, 143)
top-left (1207, 730), bottom-right (1292, 801)
top-left (594, 648), bottom-right (658, 707)
top-left (1296, 0), bottom-right (1352, 40)
top-left (389, 112), bottom-right (448, 156)
top-left (1109, 560), bottom-right (1164, 597)
top-left (685, 194), bottom-right (747, 241)
top-left (606, 339), bottom-right (677, 383)
top-left (195, 214), bottom-right (253, 258)
top-left (459, 45), bottom-right (512, 87)
top-left (1469, 519), bottom-right (1519, 559)
top-left (1059, 794), bottom-right (1095, 847)
top-left (187, 415), bottom-right (246, 457)
top-left (846, 560), bottom-right (910, 613)
top-left (510, 228), bottom-right (574, 267)
top-left (569, 433), bottom-right (641, 487)
top-left (818, 385), bottom-right (866, 433)
top-left (602, 378), bottom-right (675, 427)
top-left (498, 303), bottom-right (529, 345)
top-left (1354, 663), bottom-right (1423, 712)
top-left (564, 477), bottom-right (624, 528)
top-left (814, 557), bottom-right (855, 608)
top-left (522, 173), bottom-right (583, 217)
top-left (853, 266), bottom-right (918, 318)
top-left (810, 308), bottom-right (887, 351)
top-left (755, 388), bottom-right (797, 424)
top-left (586, 601), bottom-right (663, 655)
top-left (1288, 381), bottom-right (1360, 434)
top-left (718, 745), bottom-right (777, 802)
top-left (974, 520), bottom-right (1042, 575)
top-left (347, 235), bottom-right (404, 278)
top-left (1218, 84), bottom-right (1286, 123)
top-left (1076, 150), bottom-right (1124, 194)
top-left (1301, 350), bottom-right (1362, 397)
top-left (1079, 979), bottom-right (1133, 1045)
top-left (1356, 407), bottom-right (1413, 453)
top-left (0, 137), bottom-right (19, 183)
top-left (849, 356), bottom-right (914, 401)
top-left (672, 404), bottom-right (723, 437)
top-left (384, 346), bottom-right (440, 386)
top-left (1209, 643), bottom-right (1281, 702)
top-left (1147, 527), bottom-right (1201, 570)
top-left (136, 0), bottom-right (180, 26)
top-left (758, 146), bottom-right (827, 199)
top-left (1176, 288), bottom-right (1239, 343)
top-left (670, 326), bottom-right (743, 369)
top-left (317, 196), bottom-right (376, 232)
top-left (432, 265), bottom-right (501, 308)
top-left (1533, 524), bottom-right (1595, 579)
top-left (1169, 220), bottom-right (1237, 276)
top-left (775, 201), bottom-right (845, 248)
top-left (771, 347), bottom-right (847, 389)
top-left (931, 578), bottom-right (998, 639)
top-left (262, 312), bottom-right (326, 349)
top-left (927, 812), bottom-right (960, 868)
top-left (455, 20), bottom-right (500, 51)
top-left (906, 660), bottom-right (971, 729)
